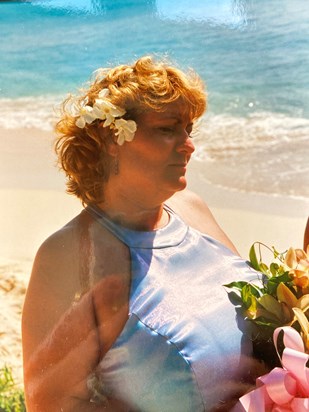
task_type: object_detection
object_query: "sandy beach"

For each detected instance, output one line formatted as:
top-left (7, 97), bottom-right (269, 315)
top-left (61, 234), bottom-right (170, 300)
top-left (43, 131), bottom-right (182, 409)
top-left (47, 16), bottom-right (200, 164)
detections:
top-left (0, 126), bottom-right (308, 387)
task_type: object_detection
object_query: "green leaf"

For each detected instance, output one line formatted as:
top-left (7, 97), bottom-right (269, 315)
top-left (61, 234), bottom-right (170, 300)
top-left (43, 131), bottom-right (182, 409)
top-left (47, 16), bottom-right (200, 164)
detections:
top-left (248, 283), bottom-right (263, 297)
top-left (241, 285), bottom-right (252, 308)
top-left (257, 295), bottom-right (286, 322)
top-left (270, 262), bottom-right (280, 276)
top-left (276, 272), bottom-right (292, 282)
top-left (251, 317), bottom-right (279, 328)
top-left (241, 284), bottom-right (262, 308)
top-left (259, 262), bottom-right (270, 276)
top-left (264, 278), bottom-right (282, 295)
top-left (249, 244), bottom-right (261, 271)
top-left (264, 272), bottom-right (293, 295)
top-left (272, 247), bottom-right (281, 259)
top-left (226, 291), bottom-right (244, 306)
top-left (246, 296), bottom-right (258, 317)
top-left (223, 281), bottom-right (250, 291)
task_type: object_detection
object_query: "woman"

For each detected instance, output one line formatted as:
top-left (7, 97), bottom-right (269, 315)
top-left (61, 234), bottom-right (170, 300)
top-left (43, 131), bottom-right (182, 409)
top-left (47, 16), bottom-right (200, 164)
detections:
top-left (22, 56), bottom-right (265, 411)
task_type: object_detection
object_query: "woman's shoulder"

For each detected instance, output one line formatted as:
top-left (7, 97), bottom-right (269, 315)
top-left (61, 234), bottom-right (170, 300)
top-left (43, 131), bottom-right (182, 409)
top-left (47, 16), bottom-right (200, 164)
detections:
top-left (22, 213), bottom-right (86, 360)
top-left (35, 209), bottom-right (96, 260)
top-left (38, 211), bottom-right (83, 247)
top-left (26, 211), bottom-right (91, 321)
top-left (167, 189), bottom-right (239, 255)
top-left (33, 208), bottom-right (130, 289)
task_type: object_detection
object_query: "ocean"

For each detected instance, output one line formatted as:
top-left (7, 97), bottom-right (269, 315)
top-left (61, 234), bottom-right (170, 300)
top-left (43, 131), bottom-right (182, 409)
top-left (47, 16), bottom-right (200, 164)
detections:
top-left (1, 0), bottom-right (309, 200)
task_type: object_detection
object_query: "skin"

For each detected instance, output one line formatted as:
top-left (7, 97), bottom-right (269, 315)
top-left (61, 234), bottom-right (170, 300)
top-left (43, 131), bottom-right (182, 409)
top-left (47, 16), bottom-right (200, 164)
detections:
top-left (304, 217), bottom-right (309, 251)
top-left (22, 101), bottom-right (240, 411)
top-left (167, 190), bottom-right (239, 255)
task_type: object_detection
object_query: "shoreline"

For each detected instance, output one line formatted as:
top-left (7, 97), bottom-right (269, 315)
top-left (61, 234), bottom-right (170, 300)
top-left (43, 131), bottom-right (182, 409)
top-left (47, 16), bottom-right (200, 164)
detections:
top-left (188, 159), bottom-right (309, 217)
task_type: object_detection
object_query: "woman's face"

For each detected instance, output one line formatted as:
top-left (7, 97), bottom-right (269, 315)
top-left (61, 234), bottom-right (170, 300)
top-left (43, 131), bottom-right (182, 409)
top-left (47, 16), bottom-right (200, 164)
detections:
top-left (117, 100), bottom-right (195, 199)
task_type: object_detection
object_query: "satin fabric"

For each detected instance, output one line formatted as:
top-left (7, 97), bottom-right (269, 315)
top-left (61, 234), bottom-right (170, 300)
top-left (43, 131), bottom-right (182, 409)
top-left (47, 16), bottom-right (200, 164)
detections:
top-left (86, 205), bottom-right (257, 411)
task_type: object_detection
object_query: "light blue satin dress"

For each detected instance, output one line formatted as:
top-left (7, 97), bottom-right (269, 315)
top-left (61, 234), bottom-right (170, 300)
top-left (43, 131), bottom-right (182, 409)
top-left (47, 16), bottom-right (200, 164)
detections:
top-left (86, 205), bottom-right (257, 411)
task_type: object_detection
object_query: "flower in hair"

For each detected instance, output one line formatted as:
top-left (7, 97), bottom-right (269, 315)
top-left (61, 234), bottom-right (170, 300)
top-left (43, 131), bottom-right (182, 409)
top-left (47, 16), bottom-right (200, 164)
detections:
top-left (73, 88), bottom-right (136, 145)
top-left (92, 89), bottom-right (126, 127)
top-left (73, 97), bottom-right (97, 128)
top-left (113, 118), bottom-right (137, 146)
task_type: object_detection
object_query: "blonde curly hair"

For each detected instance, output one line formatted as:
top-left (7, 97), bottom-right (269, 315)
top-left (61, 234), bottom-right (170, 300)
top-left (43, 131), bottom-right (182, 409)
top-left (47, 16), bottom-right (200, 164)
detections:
top-left (55, 55), bottom-right (207, 205)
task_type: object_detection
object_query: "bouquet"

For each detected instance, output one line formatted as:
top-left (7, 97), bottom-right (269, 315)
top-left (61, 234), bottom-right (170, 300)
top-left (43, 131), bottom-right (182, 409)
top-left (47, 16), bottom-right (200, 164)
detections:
top-left (225, 243), bottom-right (309, 411)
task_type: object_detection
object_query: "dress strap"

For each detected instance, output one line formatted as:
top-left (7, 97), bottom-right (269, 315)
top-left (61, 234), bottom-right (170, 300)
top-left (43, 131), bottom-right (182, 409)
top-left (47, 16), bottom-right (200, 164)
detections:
top-left (85, 204), bottom-right (188, 249)
top-left (162, 203), bottom-right (176, 215)
top-left (85, 204), bottom-right (129, 245)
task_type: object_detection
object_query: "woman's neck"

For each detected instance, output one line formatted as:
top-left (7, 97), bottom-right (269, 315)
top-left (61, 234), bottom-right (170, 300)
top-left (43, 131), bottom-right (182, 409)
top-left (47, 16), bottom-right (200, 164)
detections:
top-left (97, 190), bottom-right (170, 231)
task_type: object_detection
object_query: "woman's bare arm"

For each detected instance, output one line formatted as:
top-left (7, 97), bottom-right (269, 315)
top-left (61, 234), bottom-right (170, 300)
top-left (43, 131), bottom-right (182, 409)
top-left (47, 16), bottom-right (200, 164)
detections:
top-left (22, 227), bottom-right (103, 411)
top-left (22, 216), bottom-right (131, 412)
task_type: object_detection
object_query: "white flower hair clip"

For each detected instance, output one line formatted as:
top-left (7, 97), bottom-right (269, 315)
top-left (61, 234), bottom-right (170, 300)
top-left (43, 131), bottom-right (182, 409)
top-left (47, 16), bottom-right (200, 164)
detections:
top-left (70, 89), bottom-right (137, 146)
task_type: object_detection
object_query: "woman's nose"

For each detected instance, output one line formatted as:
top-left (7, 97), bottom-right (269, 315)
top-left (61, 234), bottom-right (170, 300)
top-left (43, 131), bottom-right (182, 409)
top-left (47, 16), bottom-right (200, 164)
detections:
top-left (176, 131), bottom-right (195, 154)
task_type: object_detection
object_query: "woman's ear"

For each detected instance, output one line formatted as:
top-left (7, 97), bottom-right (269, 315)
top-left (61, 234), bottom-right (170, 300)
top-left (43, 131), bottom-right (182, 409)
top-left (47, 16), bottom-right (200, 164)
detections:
top-left (106, 135), bottom-right (120, 176)
top-left (101, 127), bottom-right (119, 157)
top-left (106, 137), bottom-right (119, 157)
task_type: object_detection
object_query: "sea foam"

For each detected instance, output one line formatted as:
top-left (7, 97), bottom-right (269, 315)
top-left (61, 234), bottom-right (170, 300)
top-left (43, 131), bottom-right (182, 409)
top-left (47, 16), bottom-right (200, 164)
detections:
top-left (0, 96), bottom-right (62, 131)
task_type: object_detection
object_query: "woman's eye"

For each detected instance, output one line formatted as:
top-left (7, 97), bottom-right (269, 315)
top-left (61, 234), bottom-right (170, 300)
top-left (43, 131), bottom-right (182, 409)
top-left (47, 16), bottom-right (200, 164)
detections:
top-left (187, 124), bottom-right (196, 138)
top-left (186, 124), bottom-right (194, 136)
top-left (159, 127), bottom-right (174, 133)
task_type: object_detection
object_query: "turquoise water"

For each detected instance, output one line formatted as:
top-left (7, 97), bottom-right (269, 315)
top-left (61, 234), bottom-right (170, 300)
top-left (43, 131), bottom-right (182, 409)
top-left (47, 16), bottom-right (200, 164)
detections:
top-left (2, 0), bottom-right (309, 117)
top-left (1, 0), bottom-right (309, 198)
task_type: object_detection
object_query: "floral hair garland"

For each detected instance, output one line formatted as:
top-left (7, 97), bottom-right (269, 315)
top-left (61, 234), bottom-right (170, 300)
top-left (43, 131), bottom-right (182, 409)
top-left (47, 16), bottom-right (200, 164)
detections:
top-left (69, 88), bottom-right (137, 146)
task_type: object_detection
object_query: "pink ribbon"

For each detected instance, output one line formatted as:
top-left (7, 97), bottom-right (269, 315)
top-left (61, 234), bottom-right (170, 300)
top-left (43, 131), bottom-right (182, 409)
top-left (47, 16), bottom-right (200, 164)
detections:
top-left (236, 326), bottom-right (309, 411)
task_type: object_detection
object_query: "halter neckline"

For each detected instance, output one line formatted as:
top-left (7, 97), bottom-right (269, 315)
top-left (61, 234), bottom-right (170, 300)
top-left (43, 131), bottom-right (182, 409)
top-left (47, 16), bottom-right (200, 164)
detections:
top-left (85, 204), bottom-right (188, 249)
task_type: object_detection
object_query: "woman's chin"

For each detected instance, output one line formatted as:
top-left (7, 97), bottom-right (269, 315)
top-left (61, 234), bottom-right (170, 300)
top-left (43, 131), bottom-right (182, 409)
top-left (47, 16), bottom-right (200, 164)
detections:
top-left (169, 177), bottom-right (188, 193)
